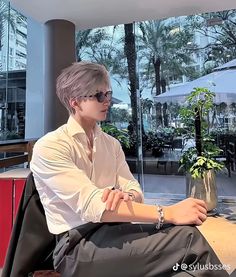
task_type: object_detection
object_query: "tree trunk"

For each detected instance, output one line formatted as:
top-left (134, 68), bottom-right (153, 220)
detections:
top-left (124, 23), bottom-right (139, 156)
top-left (153, 57), bottom-right (162, 127)
top-left (161, 78), bottom-right (168, 127)
top-left (124, 23), bottom-right (138, 126)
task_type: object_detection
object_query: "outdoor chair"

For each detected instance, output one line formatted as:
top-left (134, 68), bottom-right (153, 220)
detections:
top-left (214, 140), bottom-right (236, 178)
top-left (2, 172), bottom-right (59, 277)
top-left (162, 136), bottom-right (175, 152)
top-left (227, 141), bottom-right (236, 172)
top-left (214, 154), bottom-right (231, 177)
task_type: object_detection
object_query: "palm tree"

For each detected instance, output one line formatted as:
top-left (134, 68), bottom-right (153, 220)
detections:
top-left (123, 23), bottom-right (144, 162)
top-left (76, 27), bottom-right (126, 83)
top-left (141, 98), bottom-right (153, 131)
top-left (76, 29), bottom-right (93, 62)
top-left (110, 107), bottom-right (131, 124)
top-left (76, 28), bottom-right (113, 62)
top-left (124, 23), bottom-right (138, 126)
top-left (141, 98), bottom-right (153, 114)
top-left (138, 19), bottom-right (194, 126)
top-left (187, 10), bottom-right (236, 67)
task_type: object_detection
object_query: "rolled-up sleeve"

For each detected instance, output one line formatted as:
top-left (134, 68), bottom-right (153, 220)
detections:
top-left (114, 140), bottom-right (144, 202)
top-left (30, 138), bottom-right (107, 224)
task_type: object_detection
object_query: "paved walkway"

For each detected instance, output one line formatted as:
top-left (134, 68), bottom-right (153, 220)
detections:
top-left (137, 171), bottom-right (236, 197)
top-left (141, 171), bottom-right (236, 222)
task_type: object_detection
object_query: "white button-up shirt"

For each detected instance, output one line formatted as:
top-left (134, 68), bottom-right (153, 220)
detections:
top-left (30, 116), bottom-right (143, 234)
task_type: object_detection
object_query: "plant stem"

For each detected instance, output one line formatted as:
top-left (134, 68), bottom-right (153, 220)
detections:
top-left (195, 107), bottom-right (202, 156)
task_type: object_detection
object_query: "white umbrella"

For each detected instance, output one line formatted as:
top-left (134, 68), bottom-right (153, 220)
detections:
top-left (214, 58), bottom-right (236, 70)
top-left (155, 59), bottom-right (236, 104)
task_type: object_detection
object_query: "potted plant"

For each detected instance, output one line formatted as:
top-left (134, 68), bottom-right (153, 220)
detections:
top-left (179, 87), bottom-right (224, 212)
top-left (144, 131), bottom-right (164, 157)
top-left (101, 123), bottom-right (130, 150)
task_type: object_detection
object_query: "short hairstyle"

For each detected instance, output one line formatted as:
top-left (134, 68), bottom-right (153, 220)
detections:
top-left (56, 61), bottom-right (110, 114)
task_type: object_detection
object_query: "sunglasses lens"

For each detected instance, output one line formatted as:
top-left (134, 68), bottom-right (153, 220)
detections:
top-left (94, 91), bottom-right (112, 103)
top-left (106, 91), bottom-right (112, 101)
top-left (96, 91), bottom-right (105, 103)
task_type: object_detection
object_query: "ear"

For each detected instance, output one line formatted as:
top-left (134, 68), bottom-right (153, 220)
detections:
top-left (69, 98), bottom-right (81, 111)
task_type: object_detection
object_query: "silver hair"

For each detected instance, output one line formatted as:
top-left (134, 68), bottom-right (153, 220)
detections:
top-left (56, 61), bottom-right (110, 114)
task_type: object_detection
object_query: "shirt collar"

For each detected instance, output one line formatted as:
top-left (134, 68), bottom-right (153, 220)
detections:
top-left (67, 115), bottom-right (101, 138)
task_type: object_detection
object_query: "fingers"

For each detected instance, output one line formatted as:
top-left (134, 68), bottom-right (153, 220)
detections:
top-left (198, 205), bottom-right (207, 215)
top-left (102, 188), bottom-right (133, 211)
top-left (110, 190), bottom-right (123, 211)
top-left (192, 211), bottom-right (207, 226)
top-left (104, 189), bottom-right (124, 211)
top-left (198, 211), bottom-right (207, 223)
top-left (105, 190), bottom-right (117, 210)
top-left (187, 198), bottom-right (208, 225)
top-left (191, 197), bottom-right (207, 210)
top-left (123, 193), bottom-right (130, 202)
top-left (102, 188), bottom-right (111, 202)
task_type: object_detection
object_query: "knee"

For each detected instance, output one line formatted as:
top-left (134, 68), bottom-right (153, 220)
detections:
top-left (174, 225), bottom-right (204, 242)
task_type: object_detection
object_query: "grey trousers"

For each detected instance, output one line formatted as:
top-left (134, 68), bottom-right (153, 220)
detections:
top-left (53, 223), bottom-right (229, 277)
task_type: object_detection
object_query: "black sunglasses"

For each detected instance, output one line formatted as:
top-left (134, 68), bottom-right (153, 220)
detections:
top-left (86, 90), bottom-right (113, 103)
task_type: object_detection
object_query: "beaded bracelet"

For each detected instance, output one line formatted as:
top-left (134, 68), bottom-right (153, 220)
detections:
top-left (156, 205), bottom-right (164, 230)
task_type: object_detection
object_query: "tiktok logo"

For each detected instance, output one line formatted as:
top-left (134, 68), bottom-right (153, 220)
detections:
top-left (173, 263), bottom-right (180, 271)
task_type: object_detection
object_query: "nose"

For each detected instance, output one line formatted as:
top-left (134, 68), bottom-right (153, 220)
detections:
top-left (103, 98), bottom-right (111, 107)
top-left (103, 95), bottom-right (111, 105)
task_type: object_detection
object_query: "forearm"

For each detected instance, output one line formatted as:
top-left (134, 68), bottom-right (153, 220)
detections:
top-left (100, 194), bottom-right (208, 226)
top-left (101, 199), bottom-right (160, 223)
top-left (100, 197), bottom-right (208, 227)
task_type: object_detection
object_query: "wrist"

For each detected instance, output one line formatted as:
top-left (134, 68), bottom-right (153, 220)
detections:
top-left (128, 189), bottom-right (142, 203)
top-left (162, 206), bottom-right (173, 224)
top-left (127, 191), bottom-right (136, 201)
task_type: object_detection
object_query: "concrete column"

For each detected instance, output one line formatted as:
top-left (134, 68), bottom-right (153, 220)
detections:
top-left (44, 19), bottom-right (75, 133)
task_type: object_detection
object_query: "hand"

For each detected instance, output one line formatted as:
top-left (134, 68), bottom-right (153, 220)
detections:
top-left (163, 197), bottom-right (207, 226)
top-left (101, 188), bottom-right (132, 211)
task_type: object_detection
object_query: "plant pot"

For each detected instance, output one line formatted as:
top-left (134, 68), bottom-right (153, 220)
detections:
top-left (186, 169), bottom-right (217, 212)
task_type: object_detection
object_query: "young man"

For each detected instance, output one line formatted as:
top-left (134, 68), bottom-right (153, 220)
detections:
top-left (30, 61), bottom-right (228, 276)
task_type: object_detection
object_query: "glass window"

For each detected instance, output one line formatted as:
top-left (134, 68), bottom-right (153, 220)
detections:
top-left (9, 47), bottom-right (13, 56)
top-left (0, 1), bottom-right (27, 141)
top-left (75, 7), bottom-right (236, 195)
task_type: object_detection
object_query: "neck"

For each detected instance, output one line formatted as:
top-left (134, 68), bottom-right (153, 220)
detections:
top-left (72, 114), bottom-right (96, 136)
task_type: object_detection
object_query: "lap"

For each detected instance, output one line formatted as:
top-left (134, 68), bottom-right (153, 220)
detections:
top-left (53, 223), bottom-right (226, 277)
top-left (77, 223), bottom-right (197, 260)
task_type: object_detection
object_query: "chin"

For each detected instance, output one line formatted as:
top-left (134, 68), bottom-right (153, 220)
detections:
top-left (98, 114), bottom-right (107, 121)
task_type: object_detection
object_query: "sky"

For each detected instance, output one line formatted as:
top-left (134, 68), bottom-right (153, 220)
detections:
top-left (111, 77), bottom-right (152, 104)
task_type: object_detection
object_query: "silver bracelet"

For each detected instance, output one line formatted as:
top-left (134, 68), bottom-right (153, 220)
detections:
top-left (156, 205), bottom-right (164, 230)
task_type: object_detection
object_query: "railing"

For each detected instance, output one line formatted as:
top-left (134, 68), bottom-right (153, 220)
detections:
top-left (0, 139), bottom-right (37, 169)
